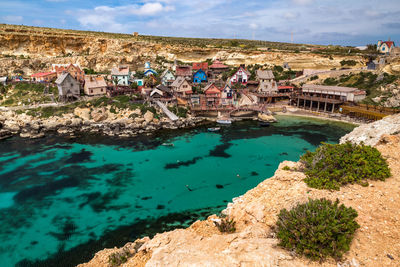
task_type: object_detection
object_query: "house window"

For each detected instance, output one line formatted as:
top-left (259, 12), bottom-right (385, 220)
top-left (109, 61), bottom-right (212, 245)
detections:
top-left (101, 88), bottom-right (103, 92)
top-left (70, 83), bottom-right (73, 87)
top-left (90, 89), bottom-right (93, 94)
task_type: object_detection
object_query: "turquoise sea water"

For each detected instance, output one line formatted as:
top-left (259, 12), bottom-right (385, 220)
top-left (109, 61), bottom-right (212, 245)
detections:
top-left (0, 116), bottom-right (354, 267)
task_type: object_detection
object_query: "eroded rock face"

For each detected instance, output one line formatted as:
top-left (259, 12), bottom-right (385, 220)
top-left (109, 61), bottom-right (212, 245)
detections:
top-left (74, 107), bottom-right (91, 121)
top-left (340, 113), bottom-right (400, 146)
top-left (0, 25), bottom-right (366, 75)
top-left (79, 122), bottom-right (400, 267)
top-left (91, 108), bottom-right (108, 122)
top-left (143, 111), bottom-right (154, 123)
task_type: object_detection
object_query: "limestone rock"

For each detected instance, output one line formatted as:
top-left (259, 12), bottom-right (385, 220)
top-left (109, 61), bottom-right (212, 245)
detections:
top-left (143, 111), bottom-right (154, 123)
top-left (340, 113), bottom-right (400, 146)
top-left (74, 107), bottom-right (91, 121)
top-left (258, 113), bottom-right (277, 122)
top-left (91, 108), bottom-right (108, 122)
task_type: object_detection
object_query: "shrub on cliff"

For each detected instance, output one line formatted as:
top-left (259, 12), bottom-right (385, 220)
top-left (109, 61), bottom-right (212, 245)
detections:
top-left (215, 217), bottom-right (236, 233)
top-left (300, 142), bottom-right (391, 190)
top-left (108, 248), bottom-right (132, 267)
top-left (276, 198), bottom-right (360, 261)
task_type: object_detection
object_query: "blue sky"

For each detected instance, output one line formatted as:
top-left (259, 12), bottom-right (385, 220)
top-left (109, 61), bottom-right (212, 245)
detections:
top-left (1, 0), bottom-right (400, 46)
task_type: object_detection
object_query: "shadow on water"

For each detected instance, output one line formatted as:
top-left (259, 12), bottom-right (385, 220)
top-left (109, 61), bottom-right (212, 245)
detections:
top-left (16, 206), bottom-right (225, 267)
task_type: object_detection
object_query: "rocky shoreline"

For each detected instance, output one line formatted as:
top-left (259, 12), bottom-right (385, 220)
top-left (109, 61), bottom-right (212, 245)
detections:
top-left (0, 107), bottom-right (210, 140)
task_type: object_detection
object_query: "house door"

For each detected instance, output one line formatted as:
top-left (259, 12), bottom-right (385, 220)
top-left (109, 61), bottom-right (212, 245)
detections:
top-left (238, 75), bottom-right (243, 83)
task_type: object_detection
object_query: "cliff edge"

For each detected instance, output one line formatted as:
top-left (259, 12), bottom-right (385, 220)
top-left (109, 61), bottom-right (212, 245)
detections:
top-left (79, 115), bottom-right (400, 267)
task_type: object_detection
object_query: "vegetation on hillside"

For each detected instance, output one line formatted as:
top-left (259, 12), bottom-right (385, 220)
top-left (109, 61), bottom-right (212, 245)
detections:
top-left (276, 198), bottom-right (360, 261)
top-left (300, 142), bottom-right (391, 190)
top-left (321, 72), bottom-right (399, 104)
top-left (0, 82), bottom-right (58, 106)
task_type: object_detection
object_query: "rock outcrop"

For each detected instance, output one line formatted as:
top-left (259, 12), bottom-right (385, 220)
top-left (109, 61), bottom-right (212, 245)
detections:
top-left (340, 113), bottom-right (400, 146)
top-left (80, 116), bottom-right (400, 267)
top-left (0, 107), bottom-right (206, 140)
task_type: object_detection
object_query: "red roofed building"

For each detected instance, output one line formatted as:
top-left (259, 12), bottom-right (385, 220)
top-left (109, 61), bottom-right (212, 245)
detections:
top-left (52, 64), bottom-right (85, 83)
top-left (203, 83), bottom-right (221, 106)
top-left (175, 65), bottom-right (192, 80)
top-left (192, 62), bottom-right (208, 71)
top-left (209, 60), bottom-right (229, 71)
top-left (31, 72), bottom-right (57, 82)
top-left (377, 40), bottom-right (395, 54)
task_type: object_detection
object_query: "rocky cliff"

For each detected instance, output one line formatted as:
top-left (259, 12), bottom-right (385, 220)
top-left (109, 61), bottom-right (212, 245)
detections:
top-left (0, 24), bottom-right (366, 76)
top-left (80, 114), bottom-right (400, 267)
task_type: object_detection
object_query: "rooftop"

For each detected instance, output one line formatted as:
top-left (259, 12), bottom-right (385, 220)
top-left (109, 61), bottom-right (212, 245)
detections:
top-left (302, 84), bottom-right (359, 93)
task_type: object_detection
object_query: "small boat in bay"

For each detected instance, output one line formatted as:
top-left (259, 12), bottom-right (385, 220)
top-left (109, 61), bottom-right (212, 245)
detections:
top-left (216, 119), bottom-right (232, 125)
top-left (161, 143), bottom-right (174, 147)
top-left (259, 122), bottom-right (270, 127)
top-left (208, 127), bottom-right (221, 132)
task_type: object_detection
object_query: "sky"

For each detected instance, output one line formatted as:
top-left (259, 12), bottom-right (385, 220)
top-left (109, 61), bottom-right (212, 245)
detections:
top-left (0, 0), bottom-right (399, 46)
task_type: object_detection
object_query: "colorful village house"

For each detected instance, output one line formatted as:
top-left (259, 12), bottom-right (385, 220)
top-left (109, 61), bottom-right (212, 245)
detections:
top-left (220, 84), bottom-right (234, 106)
top-left (171, 76), bottom-right (192, 97)
top-left (52, 64), bottom-right (85, 84)
top-left (192, 62), bottom-right (208, 72)
top-left (175, 65), bottom-right (192, 80)
top-left (209, 59), bottom-right (229, 79)
top-left (111, 66), bottom-right (130, 86)
top-left (203, 83), bottom-right (221, 107)
top-left (256, 70), bottom-right (278, 94)
top-left (84, 76), bottom-right (107, 96)
top-left (377, 40), bottom-right (395, 54)
top-left (55, 72), bottom-right (80, 101)
top-left (31, 72), bottom-right (57, 83)
top-left (193, 69), bottom-right (208, 84)
top-left (144, 62), bottom-right (158, 77)
top-left (160, 69), bottom-right (175, 86)
top-left (230, 65), bottom-right (250, 85)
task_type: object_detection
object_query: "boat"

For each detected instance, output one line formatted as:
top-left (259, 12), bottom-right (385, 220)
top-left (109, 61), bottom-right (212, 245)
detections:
top-left (208, 127), bottom-right (221, 132)
top-left (259, 122), bottom-right (270, 127)
top-left (161, 143), bottom-right (174, 147)
top-left (216, 119), bottom-right (232, 125)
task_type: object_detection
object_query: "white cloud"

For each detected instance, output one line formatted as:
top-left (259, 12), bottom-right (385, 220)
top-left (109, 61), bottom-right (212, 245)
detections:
top-left (291, 0), bottom-right (314, 5)
top-left (2, 15), bottom-right (23, 23)
top-left (249, 23), bottom-right (258, 30)
top-left (283, 12), bottom-right (298, 19)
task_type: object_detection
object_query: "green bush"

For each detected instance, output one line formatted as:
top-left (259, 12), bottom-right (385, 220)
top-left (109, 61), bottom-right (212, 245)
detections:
top-left (300, 142), bottom-right (391, 190)
top-left (276, 198), bottom-right (360, 261)
top-left (108, 248), bottom-right (132, 267)
top-left (215, 217), bottom-right (236, 233)
top-left (282, 166), bottom-right (291, 171)
top-left (340, 60), bottom-right (357, 66)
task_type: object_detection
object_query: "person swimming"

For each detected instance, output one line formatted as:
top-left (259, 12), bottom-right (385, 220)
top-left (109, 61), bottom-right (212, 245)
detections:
top-left (185, 185), bottom-right (193, 191)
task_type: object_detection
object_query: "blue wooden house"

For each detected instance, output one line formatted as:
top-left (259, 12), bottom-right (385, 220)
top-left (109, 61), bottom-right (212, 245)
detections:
top-left (193, 69), bottom-right (208, 84)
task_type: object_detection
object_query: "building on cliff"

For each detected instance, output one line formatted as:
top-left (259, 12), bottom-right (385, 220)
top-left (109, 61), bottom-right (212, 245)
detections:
top-left (56, 72), bottom-right (81, 101)
top-left (84, 76), bottom-right (107, 96)
top-left (160, 69), bottom-right (175, 87)
top-left (144, 62), bottom-right (157, 77)
top-left (230, 65), bottom-right (250, 85)
top-left (30, 72), bottom-right (57, 83)
top-left (256, 70), bottom-right (278, 94)
top-left (193, 69), bottom-right (208, 84)
top-left (171, 76), bottom-right (192, 97)
top-left (175, 65), bottom-right (192, 81)
top-left (192, 62), bottom-right (208, 72)
top-left (52, 64), bottom-right (85, 84)
top-left (377, 40), bottom-right (395, 54)
top-left (111, 66), bottom-right (130, 86)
